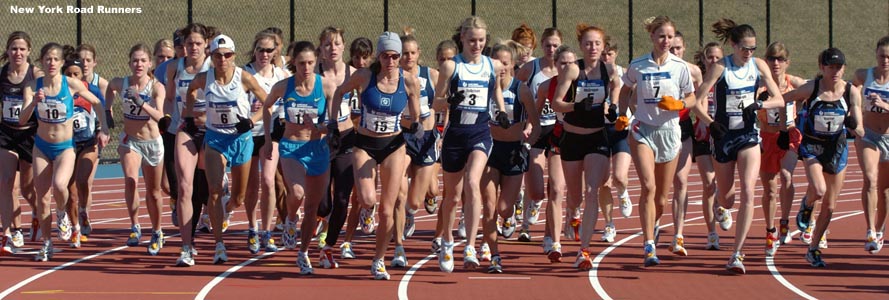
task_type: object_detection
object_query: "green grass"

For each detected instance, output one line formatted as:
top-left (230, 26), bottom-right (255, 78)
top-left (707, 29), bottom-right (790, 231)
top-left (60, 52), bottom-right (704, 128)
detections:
top-left (3, 0), bottom-right (888, 161)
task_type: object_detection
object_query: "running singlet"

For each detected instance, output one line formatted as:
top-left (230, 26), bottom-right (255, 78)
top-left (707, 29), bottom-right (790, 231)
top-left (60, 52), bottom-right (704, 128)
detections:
top-left (35, 76), bottom-right (75, 124)
top-left (72, 80), bottom-right (96, 142)
top-left (282, 74), bottom-right (327, 126)
top-left (361, 70), bottom-right (408, 133)
top-left (403, 66), bottom-right (434, 120)
top-left (803, 80), bottom-right (850, 139)
top-left (528, 59), bottom-right (555, 126)
top-left (87, 73), bottom-right (106, 106)
top-left (0, 64), bottom-right (36, 126)
top-left (764, 75), bottom-right (795, 127)
top-left (204, 67), bottom-right (251, 135)
top-left (714, 55), bottom-right (760, 131)
top-left (246, 63), bottom-right (288, 136)
top-left (564, 60), bottom-right (610, 128)
top-left (863, 67), bottom-right (889, 114)
top-left (448, 54), bottom-right (496, 127)
top-left (622, 52), bottom-right (694, 126)
top-left (169, 57), bottom-right (210, 133)
top-left (489, 77), bottom-right (523, 125)
top-left (121, 77), bottom-right (155, 121)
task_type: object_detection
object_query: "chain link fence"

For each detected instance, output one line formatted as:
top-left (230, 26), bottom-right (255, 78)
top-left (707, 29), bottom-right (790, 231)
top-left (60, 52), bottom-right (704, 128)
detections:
top-left (3, 0), bottom-right (889, 163)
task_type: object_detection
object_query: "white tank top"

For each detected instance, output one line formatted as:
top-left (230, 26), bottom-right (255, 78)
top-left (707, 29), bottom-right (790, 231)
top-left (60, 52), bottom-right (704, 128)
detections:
top-left (863, 67), bottom-right (889, 114)
top-left (528, 59), bottom-right (556, 126)
top-left (204, 67), bottom-right (251, 135)
top-left (245, 63), bottom-right (288, 136)
top-left (121, 77), bottom-right (155, 121)
top-left (168, 57), bottom-right (210, 133)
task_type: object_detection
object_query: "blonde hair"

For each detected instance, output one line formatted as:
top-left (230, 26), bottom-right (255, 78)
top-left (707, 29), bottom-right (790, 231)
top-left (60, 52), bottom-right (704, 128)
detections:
top-left (459, 16), bottom-right (488, 36)
top-left (643, 16), bottom-right (676, 34)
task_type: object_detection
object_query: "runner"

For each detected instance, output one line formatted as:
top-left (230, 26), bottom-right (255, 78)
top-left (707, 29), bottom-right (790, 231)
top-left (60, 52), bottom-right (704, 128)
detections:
top-left (598, 39), bottom-right (631, 244)
top-left (691, 42), bottom-right (724, 250)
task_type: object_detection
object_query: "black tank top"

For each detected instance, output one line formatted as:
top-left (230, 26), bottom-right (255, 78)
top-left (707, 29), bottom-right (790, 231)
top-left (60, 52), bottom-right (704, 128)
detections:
top-left (0, 63), bottom-right (37, 127)
top-left (563, 60), bottom-right (609, 128)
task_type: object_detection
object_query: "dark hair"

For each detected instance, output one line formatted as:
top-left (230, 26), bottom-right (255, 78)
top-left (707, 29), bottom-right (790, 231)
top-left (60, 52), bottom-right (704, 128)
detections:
top-left (178, 23), bottom-right (211, 42)
top-left (693, 42), bottom-right (722, 73)
top-left (286, 41), bottom-right (316, 74)
top-left (675, 30), bottom-right (687, 45)
top-left (75, 43), bottom-right (97, 61)
top-left (712, 18), bottom-right (756, 45)
top-left (349, 37), bottom-right (373, 59)
top-left (61, 45), bottom-right (83, 74)
top-left (39, 42), bottom-right (65, 62)
top-left (877, 35), bottom-right (889, 50)
top-left (1, 31), bottom-right (33, 65)
top-left (605, 38), bottom-right (619, 52)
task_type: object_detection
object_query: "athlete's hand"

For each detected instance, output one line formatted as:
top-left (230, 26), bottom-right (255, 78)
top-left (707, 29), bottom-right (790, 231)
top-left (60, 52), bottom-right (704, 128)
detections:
top-left (182, 117), bottom-right (199, 136)
top-left (408, 122), bottom-right (425, 139)
top-left (709, 121), bottom-right (728, 140)
top-left (263, 137), bottom-right (274, 160)
top-left (573, 96), bottom-right (596, 112)
top-left (614, 115), bottom-right (630, 131)
top-left (235, 115), bottom-right (254, 134)
top-left (447, 90), bottom-right (465, 108)
top-left (657, 95), bottom-right (685, 111)
top-left (777, 130), bottom-right (790, 150)
top-left (97, 131), bottom-right (110, 149)
top-left (606, 102), bottom-right (618, 122)
top-left (496, 111), bottom-right (510, 129)
top-left (35, 88), bottom-right (46, 102)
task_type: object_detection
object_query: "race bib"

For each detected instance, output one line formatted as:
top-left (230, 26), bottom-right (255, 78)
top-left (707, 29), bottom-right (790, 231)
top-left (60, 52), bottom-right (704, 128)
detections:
top-left (725, 86), bottom-right (755, 130)
top-left (813, 112), bottom-right (844, 135)
top-left (37, 100), bottom-right (68, 123)
top-left (71, 110), bottom-right (88, 132)
top-left (347, 91), bottom-right (361, 115)
top-left (639, 72), bottom-right (677, 105)
top-left (576, 80), bottom-right (606, 105)
top-left (540, 99), bottom-right (556, 126)
top-left (2, 95), bottom-right (23, 122)
top-left (766, 102), bottom-right (794, 127)
top-left (208, 101), bottom-right (238, 128)
top-left (864, 88), bottom-right (889, 114)
top-left (124, 96), bottom-right (151, 120)
top-left (456, 80), bottom-right (489, 112)
top-left (363, 109), bottom-right (398, 133)
top-left (286, 103), bottom-right (319, 125)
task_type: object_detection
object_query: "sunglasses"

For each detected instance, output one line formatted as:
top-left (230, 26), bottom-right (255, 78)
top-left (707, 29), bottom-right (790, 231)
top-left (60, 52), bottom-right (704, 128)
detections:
top-left (766, 56), bottom-right (787, 62)
top-left (739, 45), bottom-right (757, 52)
top-left (380, 53), bottom-right (401, 60)
top-left (255, 47), bottom-right (276, 54)
top-left (213, 52), bottom-right (235, 60)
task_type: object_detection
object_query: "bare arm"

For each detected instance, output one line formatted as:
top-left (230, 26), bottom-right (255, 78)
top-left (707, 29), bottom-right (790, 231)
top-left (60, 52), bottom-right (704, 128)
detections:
top-left (404, 72), bottom-right (422, 125)
top-left (491, 60), bottom-right (507, 113)
top-left (69, 77), bottom-right (109, 135)
top-left (242, 71), bottom-right (268, 123)
top-left (183, 73), bottom-right (206, 119)
top-left (849, 84), bottom-right (865, 137)
top-left (263, 80), bottom-right (286, 140)
top-left (755, 58), bottom-right (786, 110)
top-left (692, 61), bottom-right (725, 124)
top-left (550, 64), bottom-right (579, 113)
top-left (432, 60), bottom-right (456, 112)
top-left (331, 69), bottom-right (369, 124)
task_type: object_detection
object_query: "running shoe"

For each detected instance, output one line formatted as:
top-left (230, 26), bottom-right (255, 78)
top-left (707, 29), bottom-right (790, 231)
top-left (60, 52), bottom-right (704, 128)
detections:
top-left (79, 209), bottom-right (92, 236)
top-left (796, 196), bottom-right (813, 231)
top-left (424, 195), bottom-right (438, 214)
top-left (439, 241), bottom-right (455, 273)
top-left (500, 215), bottom-right (517, 238)
top-left (806, 248), bottom-right (826, 267)
top-left (779, 219), bottom-right (791, 245)
top-left (0, 235), bottom-right (13, 256)
top-left (247, 229), bottom-right (260, 254)
top-left (479, 242), bottom-right (492, 262)
top-left (221, 210), bottom-right (234, 233)
top-left (11, 229), bottom-right (24, 248)
top-left (70, 226), bottom-right (81, 248)
top-left (126, 224), bottom-right (142, 246)
top-left (800, 221), bottom-right (815, 245)
top-left (573, 248), bottom-right (593, 271)
top-left (726, 252), bottom-right (746, 274)
top-left (405, 211), bottom-right (416, 238)
top-left (34, 240), bottom-right (53, 262)
top-left (619, 194), bottom-right (632, 218)
top-left (297, 251), bottom-right (314, 275)
top-left (669, 235), bottom-right (688, 256)
top-left (601, 223), bottom-right (616, 243)
top-left (818, 230), bottom-right (829, 249)
top-left (176, 245), bottom-right (195, 267)
top-left (213, 242), bottom-right (228, 264)
top-left (282, 218), bottom-right (298, 250)
top-left (569, 215), bottom-right (581, 242)
top-left (148, 230), bottom-right (164, 256)
top-left (372, 258), bottom-right (391, 280)
top-left (260, 231), bottom-right (278, 253)
top-left (548, 242), bottom-right (562, 263)
top-left (518, 228), bottom-right (531, 242)
top-left (515, 195), bottom-right (524, 223)
top-left (525, 199), bottom-right (543, 225)
top-left (431, 237), bottom-right (441, 254)
top-left (643, 243), bottom-right (659, 267)
top-left (715, 206), bottom-right (733, 231)
top-left (359, 206), bottom-right (376, 235)
top-left (317, 230), bottom-right (328, 248)
top-left (706, 232), bottom-right (720, 250)
top-left (57, 211), bottom-right (72, 241)
top-left (391, 245), bottom-right (408, 268)
top-left (340, 241), bottom-right (356, 259)
top-left (463, 247), bottom-right (480, 269)
top-left (488, 255), bottom-right (503, 273)
top-left (456, 213), bottom-right (466, 239)
top-left (542, 235), bottom-right (555, 254)
top-left (765, 230), bottom-right (780, 257)
top-left (319, 245), bottom-right (339, 269)
top-left (197, 212), bottom-right (212, 233)
top-left (865, 231), bottom-right (882, 254)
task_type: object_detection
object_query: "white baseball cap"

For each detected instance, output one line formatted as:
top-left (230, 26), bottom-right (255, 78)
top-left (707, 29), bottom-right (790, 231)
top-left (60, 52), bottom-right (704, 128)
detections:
top-left (210, 34), bottom-right (235, 53)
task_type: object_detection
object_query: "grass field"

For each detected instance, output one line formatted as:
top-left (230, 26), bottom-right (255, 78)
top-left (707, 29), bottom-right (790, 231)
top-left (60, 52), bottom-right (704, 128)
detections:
top-left (4, 0), bottom-right (889, 160)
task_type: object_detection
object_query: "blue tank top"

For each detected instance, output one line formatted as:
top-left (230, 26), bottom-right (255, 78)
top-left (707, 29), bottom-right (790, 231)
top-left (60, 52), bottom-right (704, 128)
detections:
top-left (88, 74), bottom-right (105, 107)
top-left (490, 77), bottom-right (524, 125)
top-left (35, 76), bottom-right (75, 124)
top-left (802, 79), bottom-right (851, 140)
top-left (715, 55), bottom-right (760, 132)
top-left (448, 54), bottom-right (496, 128)
top-left (282, 74), bottom-right (327, 126)
top-left (360, 70), bottom-right (408, 133)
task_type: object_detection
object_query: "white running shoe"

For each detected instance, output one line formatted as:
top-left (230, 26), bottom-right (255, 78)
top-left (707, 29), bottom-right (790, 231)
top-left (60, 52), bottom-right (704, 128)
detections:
top-left (372, 258), bottom-right (391, 280)
top-left (176, 245), bottom-right (195, 267)
top-left (479, 243), bottom-right (492, 262)
top-left (359, 206), bottom-right (376, 235)
top-left (197, 212), bottom-right (212, 233)
top-left (456, 213), bottom-right (466, 239)
top-left (57, 211), bottom-right (72, 241)
top-left (725, 252), bottom-right (745, 274)
top-left (260, 231), bottom-right (279, 253)
top-left (340, 241), bottom-right (356, 259)
top-left (34, 240), bottom-right (53, 262)
top-left (319, 245), bottom-right (339, 269)
top-left (439, 241), bottom-right (455, 273)
top-left (706, 232), bottom-right (720, 250)
top-left (0, 235), bottom-right (13, 256)
top-left (865, 231), bottom-right (882, 254)
top-left (818, 230), bottom-right (829, 249)
top-left (463, 247), bottom-right (480, 269)
top-left (547, 242), bottom-right (562, 263)
top-left (391, 245), bottom-right (408, 268)
top-left (431, 237), bottom-right (442, 254)
top-left (601, 223), bottom-right (616, 243)
top-left (500, 215), bottom-right (517, 238)
top-left (800, 222), bottom-right (815, 245)
top-left (221, 210), bottom-right (234, 233)
top-left (297, 251), bottom-right (314, 275)
top-left (715, 206), bottom-right (733, 231)
top-left (525, 199), bottom-right (543, 225)
top-left (11, 229), bottom-right (24, 248)
top-left (619, 193), bottom-right (632, 218)
top-left (669, 235), bottom-right (688, 256)
top-left (488, 255), bottom-right (503, 273)
top-left (765, 230), bottom-right (780, 257)
top-left (573, 248), bottom-right (593, 271)
top-left (405, 210), bottom-right (416, 238)
top-left (213, 242), bottom-right (228, 264)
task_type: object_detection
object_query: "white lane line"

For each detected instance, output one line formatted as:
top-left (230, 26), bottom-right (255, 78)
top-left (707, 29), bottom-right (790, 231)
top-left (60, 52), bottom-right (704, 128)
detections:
top-left (765, 211), bottom-right (863, 300)
top-left (398, 235), bottom-right (480, 300)
top-left (194, 251), bottom-right (276, 300)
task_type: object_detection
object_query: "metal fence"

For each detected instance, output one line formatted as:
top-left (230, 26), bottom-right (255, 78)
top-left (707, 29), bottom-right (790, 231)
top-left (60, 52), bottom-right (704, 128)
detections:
top-left (4, 0), bottom-right (889, 162)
